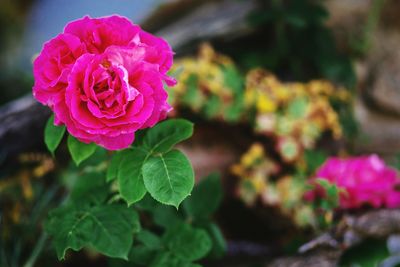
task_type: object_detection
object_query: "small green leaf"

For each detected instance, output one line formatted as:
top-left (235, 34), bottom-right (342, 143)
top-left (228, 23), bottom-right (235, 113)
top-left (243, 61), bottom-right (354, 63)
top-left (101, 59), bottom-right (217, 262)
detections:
top-left (142, 150), bottom-right (194, 208)
top-left (223, 66), bottom-right (244, 94)
top-left (287, 97), bottom-right (308, 119)
top-left (202, 95), bottom-right (221, 119)
top-left (67, 135), bottom-right (97, 166)
top-left (142, 119), bottom-right (193, 153)
top-left (137, 230), bottom-right (162, 250)
top-left (182, 75), bottom-right (202, 109)
top-left (304, 149), bottom-right (327, 174)
top-left (315, 178), bottom-right (332, 191)
top-left (46, 204), bottom-right (140, 260)
top-left (44, 115), bottom-right (66, 155)
top-left (118, 148), bottom-right (148, 205)
top-left (163, 223), bottom-right (212, 261)
top-left (204, 223), bottom-right (226, 258)
top-left (183, 173), bottom-right (222, 220)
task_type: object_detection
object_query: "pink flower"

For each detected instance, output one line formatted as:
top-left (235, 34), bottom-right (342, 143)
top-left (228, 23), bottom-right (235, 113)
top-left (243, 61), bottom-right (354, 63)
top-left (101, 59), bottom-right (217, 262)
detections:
top-left (32, 15), bottom-right (174, 150)
top-left (306, 155), bottom-right (400, 209)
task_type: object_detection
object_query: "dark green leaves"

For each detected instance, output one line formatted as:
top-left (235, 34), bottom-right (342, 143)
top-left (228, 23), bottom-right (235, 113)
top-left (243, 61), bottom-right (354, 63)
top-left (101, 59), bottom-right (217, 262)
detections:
top-left (150, 253), bottom-right (203, 267)
top-left (141, 119), bottom-right (194, 153)
top-left (183, 173), bottom-right (222, 220)
top-left (143, 150), bottom-right (194, 208)
top-left (44, 115), bottom-right (66, 155)
top-left (181, 174), bottom-right (227, 259)
top-left (163, 223), bottom-right (212, 261)
top-left (69, 172), bottom-right (109, 206)
top-left (46, 204), bottom-right (140, 260)
top-left (130, 224), bottom-right (211, 267)
top-left (67, 135), bottom-right (97, 166)
top-left (108, 174), bottom-right (224, 267)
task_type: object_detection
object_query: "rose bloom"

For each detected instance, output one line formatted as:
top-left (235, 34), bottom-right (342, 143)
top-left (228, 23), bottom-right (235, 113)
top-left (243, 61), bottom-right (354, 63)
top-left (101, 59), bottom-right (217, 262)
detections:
top-left (306, 155), bottom-right (400, 209)
top-left (33, 15), bottom-right (175, 150)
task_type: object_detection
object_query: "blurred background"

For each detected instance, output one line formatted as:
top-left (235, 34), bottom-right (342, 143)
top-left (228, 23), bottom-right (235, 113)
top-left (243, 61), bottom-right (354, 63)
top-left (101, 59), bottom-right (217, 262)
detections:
top-left (1, 0), bottom-right (400, 266)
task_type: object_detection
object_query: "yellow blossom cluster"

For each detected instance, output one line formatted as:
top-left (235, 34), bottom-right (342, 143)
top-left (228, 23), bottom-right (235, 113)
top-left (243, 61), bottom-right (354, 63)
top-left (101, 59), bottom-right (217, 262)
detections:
top-left (244, 69), bottom-right (349, 162)
top-left (231, 143), bottom-right (317, 227)
top-left (168, 43), bottom-right (243, 121)
top-left (246, 69), bottom-right (347, 137)
top-left (231, 143), bottom-right (279, 205)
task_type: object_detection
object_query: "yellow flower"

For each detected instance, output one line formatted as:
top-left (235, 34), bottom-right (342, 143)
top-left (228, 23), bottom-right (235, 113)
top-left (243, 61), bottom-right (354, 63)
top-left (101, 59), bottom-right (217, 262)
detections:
top-left (273, 85), bottom-right (291, 102)
top-left (257, 94), bottom-right (277, 113)
top-left (241, 143), bottom-right (264, 167)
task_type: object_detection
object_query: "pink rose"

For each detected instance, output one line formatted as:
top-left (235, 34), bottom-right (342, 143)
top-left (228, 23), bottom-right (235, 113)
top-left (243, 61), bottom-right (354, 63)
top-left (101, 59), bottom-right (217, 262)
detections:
top-left (33, 15), bottom-right (174, 150)
top-left (306, 155), bottom-right (400, 209)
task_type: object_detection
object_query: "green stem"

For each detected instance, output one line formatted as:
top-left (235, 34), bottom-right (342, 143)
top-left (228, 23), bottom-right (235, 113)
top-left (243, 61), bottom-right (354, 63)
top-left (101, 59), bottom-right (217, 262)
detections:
top-left (22, 232), bottom-right (48, 267)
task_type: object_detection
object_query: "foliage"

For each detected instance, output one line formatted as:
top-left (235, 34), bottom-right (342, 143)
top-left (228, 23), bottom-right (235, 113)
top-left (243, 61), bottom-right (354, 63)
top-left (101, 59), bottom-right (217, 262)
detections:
top-left (0, 152), bottom-right (58, 267)
top-left (245, 0), bottom-right (356, 87)
top-left (340, 239), bottom-right (390, 267)
top-left (109, 173), bottom-right (226, 267)
top-left (42, 118), bottom-right (226, 265)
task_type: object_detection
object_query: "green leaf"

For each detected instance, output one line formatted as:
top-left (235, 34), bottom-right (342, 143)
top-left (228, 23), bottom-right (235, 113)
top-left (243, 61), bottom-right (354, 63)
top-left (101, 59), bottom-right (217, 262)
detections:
top-left (304, 149), bottom-right (327, 174)
top-left (182, 75), bottom-right (202, 110)
top-left (118, 148), bottom-right (148, 205)
top-left (70, 172), bottom-right (108, 205)
top-left (67, 135), bottom-right (97, 166)
top-left (142, 119), bottom-right (193, 153)
top-left (142, 150), bottom-right (194, 208)
top-left (88, 205), bottom-right (140, 258)
top-left (315, 178), bottom-right (333, 191)
top-left (204, 223), bottom-right (226, 258)
top-left (44, 115), bottom-right (66, 155)
top-left (223, 98), bottom-right (244, 122)
top-left (45, 206), bottom-right (90, 260)
top-left (106, 151), bottom-right (124, 182)
top-left (223, 66), bottom-right (244, 94)
top-left (202, 95), bottom-right (221, 119)
top-left (153, 205), bottom-right (183, 229)
top-left (46, 204), bottom-right (140, 260)
top-left (163, 223), bottom-right (212, 261)
top-left (137, 230), bottom-right (162, 250)
top-left (135, 194), bottom-right (159, 211)
top-left (183, 173), bottom-right (222, 220)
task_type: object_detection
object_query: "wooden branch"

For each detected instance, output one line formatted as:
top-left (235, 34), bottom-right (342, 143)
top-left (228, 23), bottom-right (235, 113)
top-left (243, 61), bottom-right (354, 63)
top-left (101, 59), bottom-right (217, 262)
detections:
top-left (0, 95), bottom-right (50, 158)
top-left (156, 0), bottom-right (257, 53)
